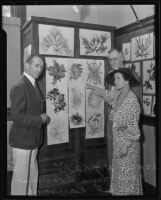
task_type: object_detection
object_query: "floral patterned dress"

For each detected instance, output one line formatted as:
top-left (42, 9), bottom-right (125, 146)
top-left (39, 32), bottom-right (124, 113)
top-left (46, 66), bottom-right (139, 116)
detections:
top-left (108, 91), bottom-right (143, 196)
top-left (88, 86), bottom-right (143, 195)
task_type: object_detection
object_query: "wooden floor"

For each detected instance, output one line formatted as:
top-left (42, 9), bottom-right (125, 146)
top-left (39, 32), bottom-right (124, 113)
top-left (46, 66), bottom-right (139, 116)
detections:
top-left (7, 171), bottom-right (157, 197)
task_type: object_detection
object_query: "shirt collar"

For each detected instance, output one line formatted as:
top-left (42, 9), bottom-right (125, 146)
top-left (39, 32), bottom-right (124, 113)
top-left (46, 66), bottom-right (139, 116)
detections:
top-left (23, 72), bottom-right (35, 87)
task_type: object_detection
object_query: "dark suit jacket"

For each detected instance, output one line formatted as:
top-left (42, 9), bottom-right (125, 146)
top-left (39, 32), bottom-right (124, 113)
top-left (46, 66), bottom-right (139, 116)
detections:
top-left (9, 75), bottom-right (45, 149)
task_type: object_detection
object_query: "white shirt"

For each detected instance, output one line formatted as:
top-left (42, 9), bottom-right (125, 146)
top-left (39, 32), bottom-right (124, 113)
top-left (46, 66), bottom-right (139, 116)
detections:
top-left (23, 72), bottom-right (35, 87)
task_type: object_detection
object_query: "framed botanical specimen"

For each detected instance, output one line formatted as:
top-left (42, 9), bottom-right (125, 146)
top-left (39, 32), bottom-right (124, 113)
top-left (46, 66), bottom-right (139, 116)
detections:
top-left (142, 60), bottom-right (155, 94)
top-left (86, 89), bottom-right (104, 139)
top-left (67, 59), bottom-right (86, 87)
top-left (39, 24), bottom-right (74, 57)
top-left (45, 57), bottom-right (69, 145)
top-left (69, 87), bottom-right (85, 128)
top-left (143, 95), bottom-right (153, 116)
top-left (131, 32), bottom-right (154, 61)
top-left (122, 42), bottom-right (131, 61)
top-left (79, 29), bottom-right (111, 57)
top-left (125, 62), bottom-right (140, 77)
top-left (86, 59), bottom-right (105, 87)
top-left (85, 59), bottom-right (105, 139)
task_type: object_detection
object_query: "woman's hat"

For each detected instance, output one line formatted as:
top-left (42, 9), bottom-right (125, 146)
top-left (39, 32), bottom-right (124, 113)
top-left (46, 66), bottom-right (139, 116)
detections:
top-left (106, 67), bottom-right (140, 87)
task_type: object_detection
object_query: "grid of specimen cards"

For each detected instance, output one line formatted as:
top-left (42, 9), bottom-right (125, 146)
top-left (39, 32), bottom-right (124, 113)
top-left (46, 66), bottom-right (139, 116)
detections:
top-left (85, 59), bottom-right (105, 139)
top-left (79, 28), bottom-right (111, 57)
top-left (39, 24), bottom-right (74, 57)
top-left (46, 57), bottom-right (69, 145)
top-left (122, 31), bottom-right (155, 117)
top-left (45, 57), bottom-right (105, 144)
top-left (122, 32), bottom-right (154, 63)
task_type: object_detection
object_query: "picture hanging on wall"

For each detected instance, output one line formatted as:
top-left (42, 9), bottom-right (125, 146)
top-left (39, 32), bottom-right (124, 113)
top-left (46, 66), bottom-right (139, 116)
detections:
top-left (67, 58), bottom-right (87, 87)
top-left (85, 59), bottom-right (105, 139)
top-left (79, 29), bottom-right (111, 57)
top-left (86, 89), bottom-right (104, 139)
top-left (131, 32), bottom-right (154, 61)
top-left (39, 24), bottom-right (74, 57)
top-left (122, 42), bottom-right (131, 61)
top-left (23, 44), bottom-right (31, 63)
top-left (143, 95), bottom-right (153, 116)
top-left (45, 57), bottom-right (69, 145)
top-left (151, 96), bottom-right (156, 116)
top-left (86, 59), bottom-right (105, 87)
top-left (69, 87), bottom-right (85, 128)
top-left (125, 62), bottom-right (141, 77)
top-left (142, 60), bottom-right (155, 94)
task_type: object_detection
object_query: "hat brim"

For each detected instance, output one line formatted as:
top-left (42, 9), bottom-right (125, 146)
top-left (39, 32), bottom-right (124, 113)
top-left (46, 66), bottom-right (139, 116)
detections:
top-left (106, 68), bottom-right (140, 87)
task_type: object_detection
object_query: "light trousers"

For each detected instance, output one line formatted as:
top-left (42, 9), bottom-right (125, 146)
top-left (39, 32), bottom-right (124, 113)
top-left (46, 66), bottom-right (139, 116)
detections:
top-left (11, 147), bottom-right (38, 195)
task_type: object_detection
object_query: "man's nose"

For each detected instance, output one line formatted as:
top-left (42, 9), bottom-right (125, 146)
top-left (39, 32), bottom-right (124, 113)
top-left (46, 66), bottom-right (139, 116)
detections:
top-left (110, 59), bottom-right (114, 64)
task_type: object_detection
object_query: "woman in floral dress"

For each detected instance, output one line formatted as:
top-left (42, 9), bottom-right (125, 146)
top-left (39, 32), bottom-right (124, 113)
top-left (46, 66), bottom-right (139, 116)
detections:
top-left (86, 68), bottom-right (143, 196)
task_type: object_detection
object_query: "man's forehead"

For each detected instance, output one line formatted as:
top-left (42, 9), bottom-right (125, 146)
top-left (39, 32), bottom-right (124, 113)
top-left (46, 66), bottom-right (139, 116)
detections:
top-left (32, 56), bottom-right (43, 63)
top-left (109, 50), bottom-right (119, 57)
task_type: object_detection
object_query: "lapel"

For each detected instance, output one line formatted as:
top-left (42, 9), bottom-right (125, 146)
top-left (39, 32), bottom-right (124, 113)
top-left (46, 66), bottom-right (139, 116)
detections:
top-left (22, 75), bottom-right (44, 111)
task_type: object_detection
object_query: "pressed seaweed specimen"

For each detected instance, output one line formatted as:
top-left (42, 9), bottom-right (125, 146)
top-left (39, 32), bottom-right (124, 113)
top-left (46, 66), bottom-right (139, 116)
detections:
top-left (47, 88), bottom-right (66, 113)
top-left (134, 34), bottom-right (152, 59)
top-left (143, 62), bottom-right (155, 91)
top-left (124, 47), bottom-right (129, 56)
top-left (87, 113), bottom-right (102, 136)
top-left (49, 120), bottom-right (65, 141)
top-left (70, 112), bottom-right (83, 126)
top-left (88, 90), bottom-right (102, 109)
top-left (81, 33), bottom-right (110, 55)
top-left (143, 98), bottom-right (150, 106)
top-left (41, 27), bottom-right (73, 56)
top-left (69, 63), bottom-right (83, 80)
top-left (47, 59), bottom-right (66, 85)
top-left (87, 61), bottom-right (102, 85)
top-left (71, 88), bottom-right (83, 110)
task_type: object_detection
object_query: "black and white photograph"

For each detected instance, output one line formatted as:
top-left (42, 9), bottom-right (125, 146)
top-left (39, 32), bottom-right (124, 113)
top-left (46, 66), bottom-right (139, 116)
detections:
top-left (1, 3), bottom-right (160, 199)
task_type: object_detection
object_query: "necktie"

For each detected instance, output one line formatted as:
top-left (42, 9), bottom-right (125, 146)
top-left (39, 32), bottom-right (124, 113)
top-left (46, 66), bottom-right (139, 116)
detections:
top-left (34, 81), bottom-right (42, 98)
top-left (34, 81), bottom-right (45, 112)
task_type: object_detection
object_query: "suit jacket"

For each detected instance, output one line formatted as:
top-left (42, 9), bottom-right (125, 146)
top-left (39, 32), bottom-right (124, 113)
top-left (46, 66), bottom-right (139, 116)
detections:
top-left (9, 75), bottom-right (45, 149)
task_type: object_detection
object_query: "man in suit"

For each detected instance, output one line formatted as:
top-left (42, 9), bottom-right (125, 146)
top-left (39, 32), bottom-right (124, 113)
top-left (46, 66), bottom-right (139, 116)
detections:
top-left (9, 54), bottom-right (49, 195)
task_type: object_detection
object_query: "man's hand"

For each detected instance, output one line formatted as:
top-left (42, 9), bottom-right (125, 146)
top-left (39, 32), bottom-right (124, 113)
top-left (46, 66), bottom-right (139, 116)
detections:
top-left (40, 113), bottom-right (50, 124)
